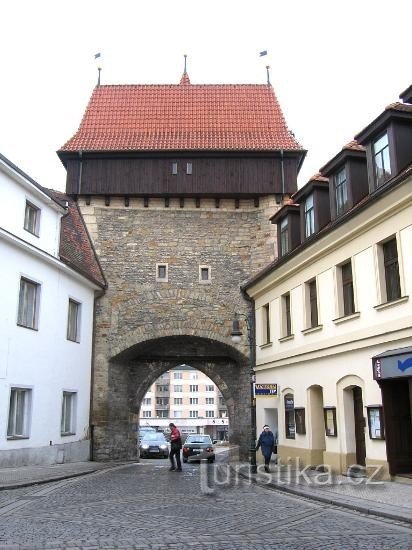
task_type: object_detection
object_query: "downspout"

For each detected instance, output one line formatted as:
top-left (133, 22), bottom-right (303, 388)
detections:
top-left (280, 149), bottom-right (285, 196)
top-left (77, 150), bottom-right (83, 195)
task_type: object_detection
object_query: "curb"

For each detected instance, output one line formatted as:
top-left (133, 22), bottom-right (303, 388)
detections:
top-left (234, 466), bottom-right (412, 525)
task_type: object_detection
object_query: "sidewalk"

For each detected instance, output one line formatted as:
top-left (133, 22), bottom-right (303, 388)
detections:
top-left (233, 461), bottom-right (412, 525)
top-left (0, 461), bottom-right (124, 490)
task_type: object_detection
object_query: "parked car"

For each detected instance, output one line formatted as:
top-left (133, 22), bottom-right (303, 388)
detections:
top-left (139, 431), bottom-right (169, 458)
top-left (138, 426), bottom-right (156, 444)
top-left (182, 434), bottom-right (215, 463)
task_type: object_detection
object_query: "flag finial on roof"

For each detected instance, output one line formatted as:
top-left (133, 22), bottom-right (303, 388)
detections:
top-left (266, 65), bottom-right (271, 86)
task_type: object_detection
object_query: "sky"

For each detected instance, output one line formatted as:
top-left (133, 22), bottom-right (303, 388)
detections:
top-left (0, 0), bottom-right (410, 192)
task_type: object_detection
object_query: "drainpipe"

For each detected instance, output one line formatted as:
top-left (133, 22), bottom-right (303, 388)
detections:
top-left (77, 150), bottom-right (83, 195)
top-left (280, 149), bottom-right (285, 196)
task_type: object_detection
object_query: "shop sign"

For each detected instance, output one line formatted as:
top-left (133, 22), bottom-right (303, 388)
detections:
top-left (372, 349), bottom-right (412, 380)
top-left (254, 383), bottom-right (278, 396)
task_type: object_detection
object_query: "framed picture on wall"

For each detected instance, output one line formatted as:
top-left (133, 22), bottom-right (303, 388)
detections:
top-left (367, 406), bottom-right (385, 440)
top-left (294, 408), bottom-right (306, 435)
top-left (323, 407), bottom-right (337, 437)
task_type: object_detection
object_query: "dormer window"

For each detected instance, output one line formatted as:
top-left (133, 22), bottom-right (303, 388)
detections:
top-left (373, 133), bottom-right (391, 187)
top-left (334, 168), bottom-right (348, 216)
top-left (280, 218), bottom-right (289, 255)
top-left (304, 194), bottom-right (314, 237)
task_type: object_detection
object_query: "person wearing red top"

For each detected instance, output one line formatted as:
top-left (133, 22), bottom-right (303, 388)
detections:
top-left (169, 422), bottom-right (182, 471)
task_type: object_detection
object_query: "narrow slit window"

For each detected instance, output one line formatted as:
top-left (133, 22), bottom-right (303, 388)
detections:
top-left (172, 162), bottom-right (178, 175)
top-left (186, 162), bottom-right (192, 175)
top-left (156, 263), bottom-right (168, 282)
top-left (199, 266), bottom-right (211, 283)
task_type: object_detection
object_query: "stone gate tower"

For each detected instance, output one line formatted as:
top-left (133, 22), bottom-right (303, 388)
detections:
top-left (58, 71), bottom-right (305, 460)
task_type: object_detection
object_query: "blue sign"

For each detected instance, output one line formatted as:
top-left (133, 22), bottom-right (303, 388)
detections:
top-left (254, 383), bottom-right (278, 396)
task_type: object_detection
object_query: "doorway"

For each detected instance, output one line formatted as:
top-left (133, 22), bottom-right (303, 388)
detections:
top-left (352, 386), bottom-right (366, 466)
top-left (381, 378), bottom-right (412, 476)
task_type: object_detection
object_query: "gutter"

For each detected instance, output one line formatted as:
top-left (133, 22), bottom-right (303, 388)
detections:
top-left (77, 150), bottom-right (83, 195)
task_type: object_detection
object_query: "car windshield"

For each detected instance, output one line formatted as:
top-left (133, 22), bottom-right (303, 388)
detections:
top-left (186, 435), bottom-right (212, 444)
top-left (142, 432), bottom-right (166, 443)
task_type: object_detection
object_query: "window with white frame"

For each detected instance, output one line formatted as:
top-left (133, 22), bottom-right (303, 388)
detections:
top-left (174, 372), bottom-right (182, 379)
top-left (373, 133), bottom-right (392, 187)
top-left (281, 292), bottom-right (292, 337)
top-left (189, 385), bottom-right (198, 392)
top-left (172, 162), bottom-right (178, 175)
top-left (174, 410), bottom-right (182, 418)
top-left (261, 303), bottom-right (271, 344)
top-left (17, 277), bottom-right (40, 330)
top-left (205, 397), bottom-right (214, 405)
top-left (61, 391), bottom-right (77, 435)
top-left (190, 372), bottom-right (198, 380)
top-left (174, 385), bottom-right (183, 392)
top-left (304, 193), bottom-right (315, 237)
top-left (24, 201), bottom-right (40, 236)
top-left (142, 398), bottom-right (151, 405)
top-left (67, 299), bottom-right (81, 342)
top-left (206, 410), bottom-right (215, 418)
top-left (376, 237), bottom-right (402, 303)
top-left (304, 279), bottom-right (319, 328)
top-left (7, 388), bottom-right (32, 438)
top-left (189, 410), bottom-right (199, 418)
top-left (142, 410), bottom-right (151, 418)
top-left (174, 397), bottom-right (183, 405)
top-left (186, 162), bottom-right (193, 175)
top-left (190, 397), bottom-right (198, 404)
top-left (156, 410), bottom-right (168, 418)
top-left (156, 263), bottom-right (168, 282)
top-left (206, 384), bottom-right (214, 391)
top-left (199, 265), bottom-right (211, 283)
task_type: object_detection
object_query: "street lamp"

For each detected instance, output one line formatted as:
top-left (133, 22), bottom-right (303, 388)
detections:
top-left (230, 312), bottom-right (257, 474)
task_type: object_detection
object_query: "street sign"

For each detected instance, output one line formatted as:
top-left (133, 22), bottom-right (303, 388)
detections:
top-left (254, 383), bottom-right (278, 396)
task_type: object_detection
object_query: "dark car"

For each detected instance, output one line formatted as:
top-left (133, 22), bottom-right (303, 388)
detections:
top-left (139, 431), bottom-right (169, 458)
top-left (182, 434), bottom-right (215, 463)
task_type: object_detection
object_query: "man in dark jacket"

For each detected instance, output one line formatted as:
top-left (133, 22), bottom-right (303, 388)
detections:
top-left (256, 424), bottom-right (275, 472)
top-left (169, 423), bottom-right (182, 471)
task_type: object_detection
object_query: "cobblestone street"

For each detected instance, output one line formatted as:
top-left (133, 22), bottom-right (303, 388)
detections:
top-left (0, 457), bottom-right (411, 550)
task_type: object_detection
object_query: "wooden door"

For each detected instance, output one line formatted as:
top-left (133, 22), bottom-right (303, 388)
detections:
top-left (381, 379), bottom-right (412, 475)
top-left (353, 387), bottom-right (366, 466)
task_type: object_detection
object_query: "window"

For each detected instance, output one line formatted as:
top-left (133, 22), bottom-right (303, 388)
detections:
top-left (341, 261), bottom-right (355, 316)
top-left (262, 303), bottom-right (271, 344)
top-left (24, 201), bottom-right (40, 235)
top-left (382, 238), bottom-right (401, 302)
top-left (156, 397), bottom-right (169, 406)
top-left (61, 391), bottom-right (77, 435)
top-left (334, 168), bottom-right (348, 216)
top-left (189, 410), bottom-right (199, 418)
top-left (205, 397), bottom-right (214, 405)
top-left (67, 299), bottom-right (81, 342)
top-left (142, 398), bottom-right (151, 405)
top-left (294, 408), bottom-right (306, 435)
top-left (157, 385), bottom-right (169, 392)
top-left (190, 372), bottom-right (198, 380)
top-left (281, 293), bottom-right (292, 337)
top-left (174, 397), bottom-right (183, 405)
top-left (219, 410), bottom-right (228, 418)
top-left (186, 162), bottom-right (193, 175)
top-left (190, 397), bottom-right (198, 405)
top-left (306, 279), bottom-right (319, 328)
top-left (373, 133), bottom-right (391, 187)
top-left (304, 193), bottom-right (315, 237)
top-left (284, 394), bottom-right (295, 439)
top-left (219, 397), bottom-right (225, 406)
top-left (199, 266), bottom-right (211, 283)
top-left (174, 410), bottom-right (182, 418)
top-left (142, 411), bottom-right (151, 418)
top-left (206, 385), bottom-right (214, 392)
top-left (156, 410), bottom-right (168, 418)
top-left (7, 388), bottom-right (31, 438)
top-left (172, 162), bottom-right (178, 175)
top-left (189, 385), bottom-right (198, 392)
top-left (174, 385), bottom-right (183, 392)
top-left (17, 277), bottom-right (40, 330)
top-left (206, 410), bottom-right (215, 418)
top-left (156, 263), bottom-right (168, 282)
top-left (280, 217), bottom-right (289, 255)
top-left (174, 372), bottom-right (182, 379)
top-left (324, 407), bottom-right (337, 437)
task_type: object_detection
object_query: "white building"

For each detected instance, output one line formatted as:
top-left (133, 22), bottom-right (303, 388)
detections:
top-left (0, 154), bottom-right (105, 466)
top-left (140, 365), bottom-right (229, 441)
top-left (245, 86), bottom-right (412, 479)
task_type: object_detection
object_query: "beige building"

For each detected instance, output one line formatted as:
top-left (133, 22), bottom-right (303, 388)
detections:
top-left (245, 86), bottom-right (412, 479)
top-left (139, 365), bottom-right (229, 440)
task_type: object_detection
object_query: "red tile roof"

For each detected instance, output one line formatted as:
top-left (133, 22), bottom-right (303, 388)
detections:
top-left (60, 76), bottom-right (302, 153)
top-left (48, 190), bottom-right (106, 288)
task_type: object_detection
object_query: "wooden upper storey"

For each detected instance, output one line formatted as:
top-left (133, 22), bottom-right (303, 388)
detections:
top-left (58, 75), bottom-right (305, 197)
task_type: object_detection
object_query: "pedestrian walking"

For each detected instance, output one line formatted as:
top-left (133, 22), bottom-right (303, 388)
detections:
top-left (256, 424), bottom-right (275, 472)
top-left (168, 422), bottom-right (182, 471)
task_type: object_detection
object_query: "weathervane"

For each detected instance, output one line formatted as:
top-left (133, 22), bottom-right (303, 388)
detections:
top-left (94, 52), bottom-right (102, 86)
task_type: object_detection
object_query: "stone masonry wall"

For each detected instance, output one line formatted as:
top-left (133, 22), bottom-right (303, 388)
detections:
top-left (79, 196), bottom-right (281, 460)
